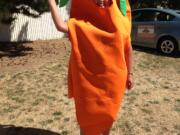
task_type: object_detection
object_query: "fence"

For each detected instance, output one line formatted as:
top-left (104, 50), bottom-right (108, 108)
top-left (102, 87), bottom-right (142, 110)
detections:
top-left (0, 3), bottom-right (70, 42)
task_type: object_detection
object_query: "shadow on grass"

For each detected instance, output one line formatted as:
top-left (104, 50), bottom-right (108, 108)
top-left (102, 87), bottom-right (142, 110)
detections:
top-left (0, 125), bottom-right (60, 135)
top-left (0, 42), bottom-right (33, 58)
top-left (133, 45), bottom-right (180, 58)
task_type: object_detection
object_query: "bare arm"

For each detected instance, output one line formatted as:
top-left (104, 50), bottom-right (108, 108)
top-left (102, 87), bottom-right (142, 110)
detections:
top-left (48, 0), bottom-right (68, 33)
top-left (125, 45), bottom-right (133, 74)
top-left (125, 44), bottom-right (134, 90)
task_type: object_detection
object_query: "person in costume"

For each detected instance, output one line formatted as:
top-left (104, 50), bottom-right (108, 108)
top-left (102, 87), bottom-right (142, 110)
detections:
top-left (48, 0), bottom-right (134, 135)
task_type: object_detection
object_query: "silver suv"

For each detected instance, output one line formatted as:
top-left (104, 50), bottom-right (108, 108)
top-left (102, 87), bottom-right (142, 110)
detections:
top-left (132, 8), bottom-right (180, 55)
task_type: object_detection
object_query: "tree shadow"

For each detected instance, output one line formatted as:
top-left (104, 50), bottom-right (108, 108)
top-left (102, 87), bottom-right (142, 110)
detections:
top-left (0, 125), bottom-right (60, 135)
top-left (0, 17), bottom-right (29, 42)
top-left (0, 42), bottom-right (33, 58)
top-left (0, 22), bottom-right (11, 42)
top-left (15, 22), bottom-right (29, 42)
top-left (133, 45), bottom-right (180, 58)
top-left (0, 19), bottom-right (34, 58)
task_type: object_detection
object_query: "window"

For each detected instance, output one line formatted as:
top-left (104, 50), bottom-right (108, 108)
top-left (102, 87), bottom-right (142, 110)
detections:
top-left (132, 10), bottom-right (175, 22)
top-left (155, 12), bottom-right (175, 21)
top-left (132, 10), bottom-right (156, 22)
top-left (132, 11), bottom-right (142, 22)
top-left (176, 11), bottom-right (180, 14)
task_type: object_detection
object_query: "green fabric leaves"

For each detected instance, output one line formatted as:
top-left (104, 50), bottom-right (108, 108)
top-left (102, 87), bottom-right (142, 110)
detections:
top-left (120, 0), bottom-right (127, 16)
top-left (58, 0), bottom-right (69, 7)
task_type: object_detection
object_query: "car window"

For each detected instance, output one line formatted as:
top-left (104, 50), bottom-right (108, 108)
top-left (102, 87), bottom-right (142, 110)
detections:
top-left (132, 11), bottom-right (141, 22)
top-left (132, 10), bottom-right (175, 22)
top-left (155, 12), bottom-right (175, 21)
top-left (176, 11), bottom-right (180, 14)
top-left (132, 10), bottom-right (156, 22)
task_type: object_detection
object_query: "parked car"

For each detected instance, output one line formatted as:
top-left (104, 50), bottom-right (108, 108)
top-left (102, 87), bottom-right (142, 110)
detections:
top-left (131, 8), bottom-right (180, 55)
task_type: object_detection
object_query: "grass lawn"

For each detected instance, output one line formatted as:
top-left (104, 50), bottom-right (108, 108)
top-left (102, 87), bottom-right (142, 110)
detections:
top-left (0, 39), bottom-right (180, 135)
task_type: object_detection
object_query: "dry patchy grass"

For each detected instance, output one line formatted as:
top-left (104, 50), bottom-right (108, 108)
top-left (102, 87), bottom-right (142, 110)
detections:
top-left (0, 39), bottom-right (180, 135)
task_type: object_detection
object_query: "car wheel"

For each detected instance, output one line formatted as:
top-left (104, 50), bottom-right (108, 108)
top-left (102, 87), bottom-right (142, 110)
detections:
top-left (158, 37), bottom-right (178, 55)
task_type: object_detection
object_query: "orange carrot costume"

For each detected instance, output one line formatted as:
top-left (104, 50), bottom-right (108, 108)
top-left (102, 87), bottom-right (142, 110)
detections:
top-left (67, 0), bottom-right (132, 134)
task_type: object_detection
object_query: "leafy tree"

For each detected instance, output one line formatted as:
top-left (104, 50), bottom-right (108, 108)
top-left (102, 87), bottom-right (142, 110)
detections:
top-left (169, 0), bottom-right (180, 9)
top-left (131, 0), bottom-right (180, 9)
top-left (0, 0), bottom-right (51, 23)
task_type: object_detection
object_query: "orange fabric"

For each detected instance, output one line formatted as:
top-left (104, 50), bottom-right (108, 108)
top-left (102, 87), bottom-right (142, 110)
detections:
top-left (67, 0), bottom-right (132, 134)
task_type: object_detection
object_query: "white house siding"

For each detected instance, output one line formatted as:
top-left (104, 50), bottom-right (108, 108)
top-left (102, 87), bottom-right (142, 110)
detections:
top-left (0, 2), bottom-right (71, 42)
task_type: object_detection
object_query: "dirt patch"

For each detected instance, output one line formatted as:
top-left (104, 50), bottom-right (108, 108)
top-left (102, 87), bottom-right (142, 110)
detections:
top-left (0, 38), bottom-right (71, 73)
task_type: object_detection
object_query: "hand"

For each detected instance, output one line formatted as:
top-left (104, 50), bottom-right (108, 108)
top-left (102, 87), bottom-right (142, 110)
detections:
top-left (126, 74), bottom-right (134, 90)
